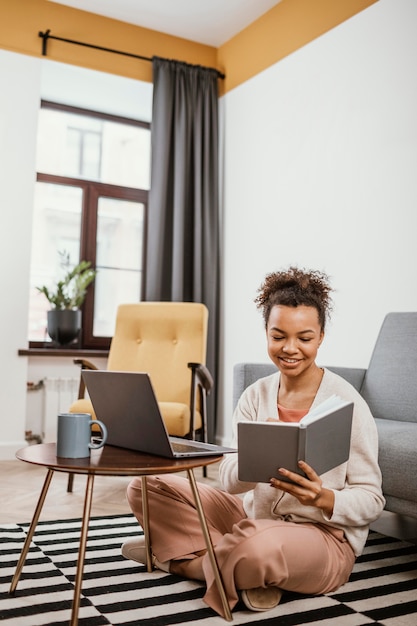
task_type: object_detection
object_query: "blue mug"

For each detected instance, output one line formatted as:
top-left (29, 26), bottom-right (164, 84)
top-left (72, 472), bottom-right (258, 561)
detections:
top-left (56, 413), bottom-right (107, 458)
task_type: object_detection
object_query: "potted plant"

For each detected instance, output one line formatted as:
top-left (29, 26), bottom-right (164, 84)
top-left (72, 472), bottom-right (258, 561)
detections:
top-left (37, 251), bottom-right (97, 346)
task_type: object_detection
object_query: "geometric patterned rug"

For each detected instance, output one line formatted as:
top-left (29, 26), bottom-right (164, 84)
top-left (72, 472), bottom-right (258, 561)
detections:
top-left (1, 514), bottom-right (416, 625)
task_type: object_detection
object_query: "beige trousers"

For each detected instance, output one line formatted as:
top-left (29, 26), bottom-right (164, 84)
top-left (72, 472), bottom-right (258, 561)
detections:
top-left (126, 474), bottom-right (355, 617)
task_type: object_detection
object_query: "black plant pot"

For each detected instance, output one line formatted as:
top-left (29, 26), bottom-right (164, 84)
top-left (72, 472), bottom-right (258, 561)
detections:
top-left (47, 309), bottom-right (81, 346)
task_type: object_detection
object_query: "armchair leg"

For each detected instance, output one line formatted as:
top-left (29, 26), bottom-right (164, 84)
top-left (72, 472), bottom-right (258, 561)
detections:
top-left (67, 473), bottom-right (74, 493)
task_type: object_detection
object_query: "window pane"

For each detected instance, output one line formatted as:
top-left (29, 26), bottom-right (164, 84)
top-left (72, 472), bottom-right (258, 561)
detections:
top-left (28, 182), bottom-right (82, 341)
top-left (101, 122), bottom-right (150, 189)
top-left (37, 108), bottom-right (150, 188)
top-left (82, 131), bottom-right (102, 179)
top-left (94, 197), bottom-right (145, 336)
top-left (93, 268), bottom-right (143, 337)
top-left (65, 127), bottom-right (102, 179)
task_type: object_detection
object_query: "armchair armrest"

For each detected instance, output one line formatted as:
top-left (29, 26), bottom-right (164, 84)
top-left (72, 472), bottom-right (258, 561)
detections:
top-left (188, 362), bottom-right (214, 394)
top-left (187, 362), bottom-right (214, 442)
top-left (73, 358), bottom-right (99, 399)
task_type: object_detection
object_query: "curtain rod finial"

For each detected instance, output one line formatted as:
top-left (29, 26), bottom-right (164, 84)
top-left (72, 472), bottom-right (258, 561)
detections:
top-left (38, 29), bottom-right (51, 56)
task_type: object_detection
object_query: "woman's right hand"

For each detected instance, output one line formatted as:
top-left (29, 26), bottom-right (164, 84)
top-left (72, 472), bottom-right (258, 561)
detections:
top-left (270, 460), bottom-right (335, 518)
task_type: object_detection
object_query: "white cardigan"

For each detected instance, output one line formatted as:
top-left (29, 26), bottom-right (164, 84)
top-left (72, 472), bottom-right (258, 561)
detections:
top-left (219, 368), bottom-right (385, 556)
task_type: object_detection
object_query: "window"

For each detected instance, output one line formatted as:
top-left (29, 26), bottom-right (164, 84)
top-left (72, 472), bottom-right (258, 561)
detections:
top-left (28, 101), bottom-right (151, 349)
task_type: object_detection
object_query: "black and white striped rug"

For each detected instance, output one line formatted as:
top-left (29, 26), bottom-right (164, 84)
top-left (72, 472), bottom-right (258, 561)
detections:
top-left (1, 514), bottom-right (416, 625)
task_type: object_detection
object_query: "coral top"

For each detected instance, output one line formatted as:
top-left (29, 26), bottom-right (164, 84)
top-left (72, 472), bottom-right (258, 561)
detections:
top-left (277, 404), bottom-right (309, 423)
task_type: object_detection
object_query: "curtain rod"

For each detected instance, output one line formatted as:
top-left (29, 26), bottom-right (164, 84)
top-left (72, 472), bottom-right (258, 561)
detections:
top-left (38, 30), bottom-right (225, 79)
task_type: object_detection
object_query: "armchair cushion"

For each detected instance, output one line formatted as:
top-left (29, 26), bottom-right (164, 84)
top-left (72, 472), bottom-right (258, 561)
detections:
top-left (159, 403), bottom-right (202, 437)
top-left (70, 398), bottom-right (94, 416)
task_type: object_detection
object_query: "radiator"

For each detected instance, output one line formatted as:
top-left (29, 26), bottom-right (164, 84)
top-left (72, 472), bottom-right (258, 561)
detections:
top-left (41, 377), bottom-right (80, 443)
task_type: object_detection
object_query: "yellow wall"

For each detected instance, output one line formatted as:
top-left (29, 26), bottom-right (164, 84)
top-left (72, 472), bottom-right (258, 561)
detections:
top-left (0, 0), bottom-right (378, 92)
top-left (0, 0), bottom-right (218, 83)
top-left (218, 0), bottom-right (379, 93)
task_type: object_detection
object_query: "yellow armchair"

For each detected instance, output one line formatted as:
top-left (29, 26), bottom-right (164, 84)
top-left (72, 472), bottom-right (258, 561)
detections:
top-left (70, 301), bottom-right (213, 439)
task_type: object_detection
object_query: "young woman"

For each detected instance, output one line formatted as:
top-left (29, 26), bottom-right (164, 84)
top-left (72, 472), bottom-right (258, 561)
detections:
top-left (122, 267), bottom-right (384, 616)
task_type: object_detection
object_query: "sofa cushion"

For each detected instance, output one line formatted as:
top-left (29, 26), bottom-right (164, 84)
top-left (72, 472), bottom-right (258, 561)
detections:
top-left (375, 418), bottom-right (417, 502)
top-left (360, 312), bottom-right (417, 422)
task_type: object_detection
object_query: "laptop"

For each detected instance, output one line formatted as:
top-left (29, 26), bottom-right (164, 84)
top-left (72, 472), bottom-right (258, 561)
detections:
top-left (82, 370), bottom-right (236, 458)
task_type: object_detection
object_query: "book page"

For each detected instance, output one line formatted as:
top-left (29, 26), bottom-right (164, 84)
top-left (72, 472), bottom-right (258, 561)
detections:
top-left (301, 394), bottom-right (346, 425)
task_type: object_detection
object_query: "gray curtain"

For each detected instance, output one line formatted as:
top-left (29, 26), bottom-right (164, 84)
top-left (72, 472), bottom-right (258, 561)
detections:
top-left (145, 56), bottom-right (220, 441)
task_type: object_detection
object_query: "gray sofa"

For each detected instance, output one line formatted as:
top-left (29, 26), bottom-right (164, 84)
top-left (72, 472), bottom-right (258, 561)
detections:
top-left (233, 312), bottom-right (417, 522)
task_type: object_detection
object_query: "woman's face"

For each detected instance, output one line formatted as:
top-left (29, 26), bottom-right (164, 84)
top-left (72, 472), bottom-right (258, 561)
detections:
top-left (266, 304), bottom-right (324, 378)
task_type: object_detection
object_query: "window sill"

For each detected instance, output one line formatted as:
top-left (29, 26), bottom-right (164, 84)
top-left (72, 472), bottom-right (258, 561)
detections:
top-left (18, 348), bottom-right (109, 358)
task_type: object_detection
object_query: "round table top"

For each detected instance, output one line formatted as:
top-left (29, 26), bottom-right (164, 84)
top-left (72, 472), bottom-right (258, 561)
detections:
top-left (16, 443), bottom-right (223, 476)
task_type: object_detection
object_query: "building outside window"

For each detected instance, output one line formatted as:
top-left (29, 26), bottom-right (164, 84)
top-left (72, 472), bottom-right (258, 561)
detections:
top-left (28, 101), bottom-right (151, 349)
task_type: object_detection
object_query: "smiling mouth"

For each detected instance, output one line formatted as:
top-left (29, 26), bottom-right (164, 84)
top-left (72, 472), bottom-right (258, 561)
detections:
top-left (280, 357), bottom-right (299, 364)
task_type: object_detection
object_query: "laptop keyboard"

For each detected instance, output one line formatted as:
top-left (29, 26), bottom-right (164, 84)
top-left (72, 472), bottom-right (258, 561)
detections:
top-left (171, 441), bottom-right (210, 453)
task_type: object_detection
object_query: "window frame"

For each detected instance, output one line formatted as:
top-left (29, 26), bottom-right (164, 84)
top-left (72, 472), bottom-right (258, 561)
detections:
top-left (29, 101), bottom-right (150, 351)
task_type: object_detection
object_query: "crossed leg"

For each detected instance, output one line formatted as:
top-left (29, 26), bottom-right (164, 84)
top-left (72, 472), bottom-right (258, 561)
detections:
top-left (126, 474), bottom-right (355, 616)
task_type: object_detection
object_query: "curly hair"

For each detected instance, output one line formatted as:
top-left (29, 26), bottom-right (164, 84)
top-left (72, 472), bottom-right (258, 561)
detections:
top-left (255, 266), bottom-right (333, 331)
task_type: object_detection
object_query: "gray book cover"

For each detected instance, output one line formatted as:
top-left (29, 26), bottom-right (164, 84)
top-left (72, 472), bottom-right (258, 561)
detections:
top-left (237, 398), bottom-right (353, 484)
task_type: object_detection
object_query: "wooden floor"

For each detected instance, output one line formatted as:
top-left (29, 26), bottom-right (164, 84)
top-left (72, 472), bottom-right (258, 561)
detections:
top-left (0, 458), bottom-right (222, 524)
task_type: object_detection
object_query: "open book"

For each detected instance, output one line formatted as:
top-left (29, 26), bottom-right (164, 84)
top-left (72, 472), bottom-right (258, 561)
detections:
top-left (237, 395), bottom-right (354, 483)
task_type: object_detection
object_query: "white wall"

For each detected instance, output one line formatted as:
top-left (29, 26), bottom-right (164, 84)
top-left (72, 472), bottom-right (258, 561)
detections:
top-left (0, 50), bottom-right (41, 457)
top-left (219, 0), bottom-right (417, 442)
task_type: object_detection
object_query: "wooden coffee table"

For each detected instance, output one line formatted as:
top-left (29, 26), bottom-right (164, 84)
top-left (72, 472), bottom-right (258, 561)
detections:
top-left (9, 443), bottom-right (232, 624)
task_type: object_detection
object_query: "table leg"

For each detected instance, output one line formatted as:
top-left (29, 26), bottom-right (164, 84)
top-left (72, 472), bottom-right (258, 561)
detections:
top-left (186, 468), bottom-right (233, 622)
top-left (70, 473), bottom-right (94, 626)
top-left (141, 476), bottom-right (153, 572)
top-left (9, 468), bottom-right (54, 594)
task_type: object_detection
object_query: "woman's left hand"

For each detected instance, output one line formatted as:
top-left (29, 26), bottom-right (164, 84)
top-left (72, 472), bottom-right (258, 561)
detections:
top-left (270, 460), bottom-right (335, 517)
